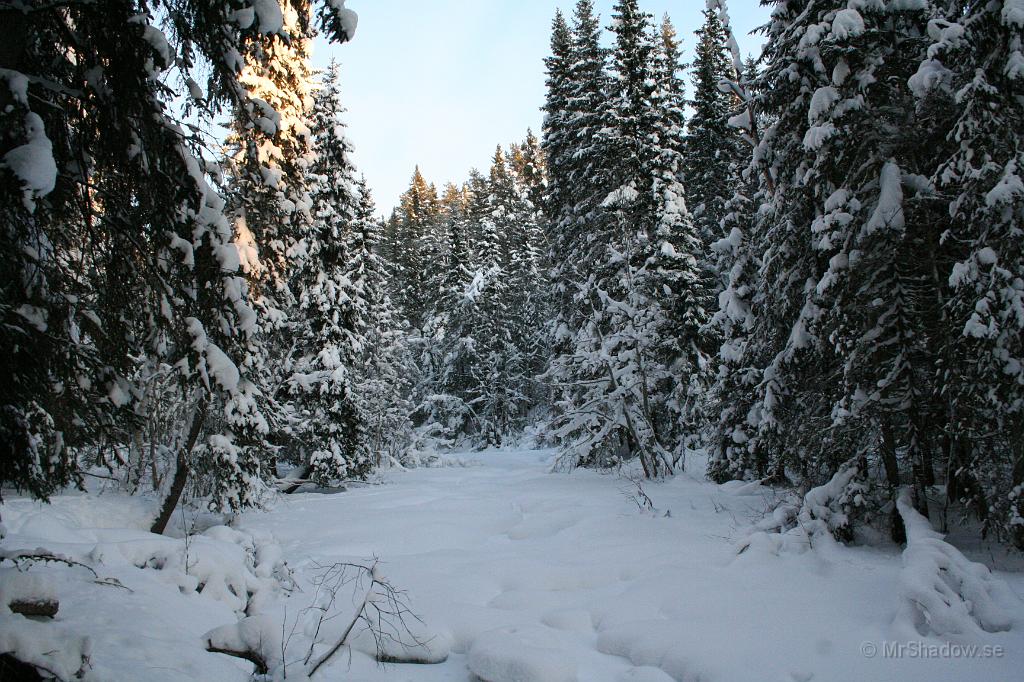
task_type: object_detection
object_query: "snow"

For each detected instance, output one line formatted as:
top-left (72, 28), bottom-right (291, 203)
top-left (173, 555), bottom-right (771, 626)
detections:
top-left (187, 318), bottom-right (241, 393)
top-left (468, 625), bottom-right (577, 682)
top-left (203, 614), bottom-right (281, 667)
top-left (808, 86), bottom-right (841, 124)
top-left (128, 16), bottom-right (172, 69)
top-left (0, 67), bottom-right (29, 105)
top-left (727, 109), bottom-right (751, 131)
top-left (976, 246), bottom-right (998, 266)
top-left (864, 160), bottom-right (905, 235)
top-left (3, 112), bottom-right (58, 210)
top-left (985, 161), bottom-right (1024, 206)
top-left (830, 9), bottom-right (865, 39)
top-left (602, 184), bottom-right (640, 208)
top-left (348, 617), bottom-right (453, 664)
top-left (252, 0), bottom-right (284, 34)
top-left (894, 489), bottom-right (1014, 637)
top-left (328, 0), bottom-right (359, 40)
top-left (1008, 49), bottom-right (1024, 80)
top-left (1004, 0), bottom-right (1024, 28)
top-left (803, 123), bottom-right (836, 150)
top-left (14, 304), bottom-right (47, 332)
top-left (3, 449), bottom-right (1024, 681)
top-left (909, 59), bottom-right (953, 97)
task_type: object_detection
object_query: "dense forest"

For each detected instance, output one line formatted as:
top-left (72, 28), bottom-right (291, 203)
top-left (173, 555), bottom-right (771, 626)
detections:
top-left (3, 0), bottom-right (1024, 544)
top-left (1, 0), bottom-right (1023, 678)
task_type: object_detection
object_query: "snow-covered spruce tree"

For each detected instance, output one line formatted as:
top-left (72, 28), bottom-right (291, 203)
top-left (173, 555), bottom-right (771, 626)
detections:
top-left (545, 0), bottom-right (709, 477)
top-left (405, 175), bottom-right (472, 448)
top-left (0, 0), bottom-right (358, 530)
top-left (389, 167), bottom-right (443, 333)
top-left (705, 176), bottom-right (763, 484)
top-left (510, 130), bottom-right (549, 228)
top-left (685, 7), bottom-right (740, 255)
top-left (707, 0), bottom-right (951, 530)
top-left (402, 136), bottom-right (550, 450)
top-left (914, 1), bottom-right (1024, 545)
top-left (542, 0), bottom-right (610, 343)
top-left (508, 132), bottom-right (553, 418)
top-left (704, 1), bottom-right (772, 484)
top-left (219, 2), bottom-right (319, 484)
top-left (284, 59), bottom-right (370, 486)
top-left (480, 144), bottom-right (549, 444)
top-left (652, 13), bottom-right (717, 462)
top-left (350, 177), bottom-right (416, 465)
top-left (422, 147), bottom-right (538, 447)
top-left (541, 9), bottom-right (574, 236)
top-left (542, 0), bottom-right (613, 462)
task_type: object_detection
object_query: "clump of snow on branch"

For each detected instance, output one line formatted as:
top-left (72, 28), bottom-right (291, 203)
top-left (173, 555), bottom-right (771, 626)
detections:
top-left (2, 112), bottom-right (57, 211)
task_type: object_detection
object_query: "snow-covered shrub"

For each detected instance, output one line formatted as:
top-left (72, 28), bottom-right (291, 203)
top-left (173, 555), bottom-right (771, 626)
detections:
top-left (738, 459), bottom-right (874, 554)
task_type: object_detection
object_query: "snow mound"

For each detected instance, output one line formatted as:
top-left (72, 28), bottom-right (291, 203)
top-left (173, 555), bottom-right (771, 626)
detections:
top-left (87, 524), bottom-right (288, 614)
top-left (468, 625), bottom-right (577, 682)
top-left (541, 608), bottom-right (594, 633)
top-left (596, 620), bottom-right (705, 682)
top-left (737, 461), bottom-right (867, 557)
top-left (0, 612), bottom-right (90, 680)
top-left (349, 617), bottom-right (452, 663)
top-left (0, 567), bottom-right (87, 679)
top-left (894, 489), bottom-right (1015, 637)
top-left (617, 666), bottom-right (676, 682)
top-left (203, 614), bottom-right (280, 670)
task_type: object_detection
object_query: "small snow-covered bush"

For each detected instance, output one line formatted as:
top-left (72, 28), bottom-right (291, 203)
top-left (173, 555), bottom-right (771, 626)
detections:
top-left (738, 459), bottom-right (872, 555)
top-left (90, 524), bottom-right (291, 614)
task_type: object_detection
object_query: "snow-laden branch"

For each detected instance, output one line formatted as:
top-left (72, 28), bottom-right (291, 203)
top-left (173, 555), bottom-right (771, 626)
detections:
top-left (894, 488), bottom-right (1014, 637)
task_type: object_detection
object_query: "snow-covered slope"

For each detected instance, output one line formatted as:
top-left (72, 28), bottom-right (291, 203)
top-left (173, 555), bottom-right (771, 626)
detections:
top-left (3, 448), bottom-right (1024, 681)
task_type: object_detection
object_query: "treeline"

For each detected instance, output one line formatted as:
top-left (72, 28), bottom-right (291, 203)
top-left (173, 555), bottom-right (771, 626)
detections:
top-left (380, 137), bottom-right (550, 448)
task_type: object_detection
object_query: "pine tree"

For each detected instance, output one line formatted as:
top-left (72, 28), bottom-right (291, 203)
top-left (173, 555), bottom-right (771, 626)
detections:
top-left (708, 0), bottom-right (947, 525)
top-left (543, 0), bottom-right (610, 312)
top-left (685, 8), bottom-right (739, 252)
top-left (350, 176), bottom-right (416, 465)
top-left (286, 59), bottom-right (370, 485)
top-left (544, 0), bottom-right (708, 477)
top-left (542, 0), bottom-right (615, 462)
top-left (216, 2), bottom-right (323, 499)
top-left (391, 167), bottom-right (442, 332)
top-left (916, 0), bottom-right (1024, 544)
top-left (541, 9), bottom-right (574, 233)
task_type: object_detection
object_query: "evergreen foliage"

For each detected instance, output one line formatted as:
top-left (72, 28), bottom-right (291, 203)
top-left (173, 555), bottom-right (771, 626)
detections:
top-left (0, 0), bottom-right (357, 518)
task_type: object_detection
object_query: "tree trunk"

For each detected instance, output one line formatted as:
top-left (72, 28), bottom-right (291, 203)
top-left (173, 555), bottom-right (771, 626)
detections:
top-left (879, 420), bottom-right (900, 486)
top-left (9, 599), bottom-right (59, 618)
top-left (150, 399), bottom-right (207, 535)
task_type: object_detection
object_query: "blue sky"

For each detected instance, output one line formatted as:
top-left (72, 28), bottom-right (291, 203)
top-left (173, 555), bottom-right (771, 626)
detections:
top-left (315, 1), bottom-right (771, 214)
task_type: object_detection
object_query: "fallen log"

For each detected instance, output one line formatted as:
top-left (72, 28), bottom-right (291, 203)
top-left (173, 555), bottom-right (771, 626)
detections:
top-left (8, 598), bottom-right (58, 618)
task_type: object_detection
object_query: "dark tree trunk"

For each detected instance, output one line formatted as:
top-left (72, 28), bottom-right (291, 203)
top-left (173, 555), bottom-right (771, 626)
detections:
top-left (150, 399), bottom-right (207, 535)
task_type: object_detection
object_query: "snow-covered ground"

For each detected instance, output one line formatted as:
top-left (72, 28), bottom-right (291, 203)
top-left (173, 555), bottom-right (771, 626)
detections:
top-left (3, 448), bottom-right (1024, 681)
